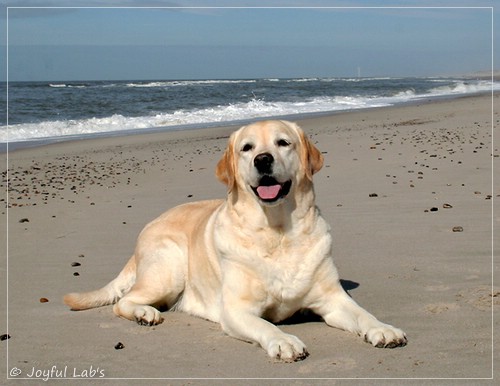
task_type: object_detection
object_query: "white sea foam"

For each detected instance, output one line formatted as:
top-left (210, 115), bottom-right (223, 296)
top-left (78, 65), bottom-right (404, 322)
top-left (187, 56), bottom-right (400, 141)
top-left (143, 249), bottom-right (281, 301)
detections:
top-left (428, 80), bottom-right (495, 95)
top-left (49, 83), bottom-right (87, 88)
top-left (1, 96), bottom-right (388, 142)
top-left (394, 89), bottom-right (416, 97)
top-left (125, 79), bottom-right (257, 88)
top-left (339, 77), bottom-right (398, 82)
top-left (3, 79), bottom-right (499, 143)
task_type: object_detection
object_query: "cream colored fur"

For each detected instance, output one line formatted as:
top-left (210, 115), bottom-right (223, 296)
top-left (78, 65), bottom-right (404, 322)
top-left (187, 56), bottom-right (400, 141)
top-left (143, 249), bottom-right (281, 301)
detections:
top-left (64, 120), bottom-right (406, 361)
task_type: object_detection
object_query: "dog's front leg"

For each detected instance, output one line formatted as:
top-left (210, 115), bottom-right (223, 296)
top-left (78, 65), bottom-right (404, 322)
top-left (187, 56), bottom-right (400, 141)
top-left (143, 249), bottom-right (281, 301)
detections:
top-left (220, 291), bottom-right (309, 362)
top-left (311, 283), bottom-right (407, 348)
top-left (221, 306), bottom-right (309, 362)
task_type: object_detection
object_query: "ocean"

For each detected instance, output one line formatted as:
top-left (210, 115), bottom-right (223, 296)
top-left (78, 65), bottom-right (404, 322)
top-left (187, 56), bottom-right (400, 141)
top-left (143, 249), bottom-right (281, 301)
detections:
top-left (1, 77), bottom-right (498, 146)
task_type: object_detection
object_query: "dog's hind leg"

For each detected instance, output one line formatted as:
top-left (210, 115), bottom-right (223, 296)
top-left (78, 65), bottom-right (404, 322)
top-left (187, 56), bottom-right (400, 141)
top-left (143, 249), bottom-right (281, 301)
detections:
top-left (113, 240), bottom-right (186, 326)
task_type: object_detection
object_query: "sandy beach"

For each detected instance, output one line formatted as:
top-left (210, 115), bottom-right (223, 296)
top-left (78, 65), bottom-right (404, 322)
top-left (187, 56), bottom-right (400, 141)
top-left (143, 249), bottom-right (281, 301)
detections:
top-left (1, 94), bottom-right (498, 383)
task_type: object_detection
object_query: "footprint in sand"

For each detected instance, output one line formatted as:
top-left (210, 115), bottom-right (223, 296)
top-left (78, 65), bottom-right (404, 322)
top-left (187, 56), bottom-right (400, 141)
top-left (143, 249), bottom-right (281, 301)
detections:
top-left (456, 286), bottom-right (500, 311)
top-left (423, 285), bottom-right (459, 313)
top-left (424, 303), bottom-right (460, 314)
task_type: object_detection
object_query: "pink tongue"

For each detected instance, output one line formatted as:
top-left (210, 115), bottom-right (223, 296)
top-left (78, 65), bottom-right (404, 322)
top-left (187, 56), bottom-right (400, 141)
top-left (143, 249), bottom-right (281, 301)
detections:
top-left (256, 184), bottom-right (281, 200)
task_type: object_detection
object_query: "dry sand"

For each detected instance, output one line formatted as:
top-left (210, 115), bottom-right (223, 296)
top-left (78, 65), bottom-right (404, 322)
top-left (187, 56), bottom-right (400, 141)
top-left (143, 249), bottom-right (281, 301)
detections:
top-left (0, 94), bottom-right (498, 384)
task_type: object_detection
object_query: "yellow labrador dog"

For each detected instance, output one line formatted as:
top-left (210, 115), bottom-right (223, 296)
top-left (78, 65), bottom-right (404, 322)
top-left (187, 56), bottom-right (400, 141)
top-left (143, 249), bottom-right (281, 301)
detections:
top-left (64, 120), bottom-right (407, 361)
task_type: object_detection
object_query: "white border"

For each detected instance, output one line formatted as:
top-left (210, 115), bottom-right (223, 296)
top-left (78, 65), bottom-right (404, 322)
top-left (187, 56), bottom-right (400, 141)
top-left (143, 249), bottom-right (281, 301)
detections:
top-left (4, 5), bottom-right (496, 381)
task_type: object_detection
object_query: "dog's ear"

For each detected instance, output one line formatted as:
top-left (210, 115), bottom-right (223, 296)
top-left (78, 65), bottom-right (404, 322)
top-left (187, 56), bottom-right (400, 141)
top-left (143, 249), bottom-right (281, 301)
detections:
top-left (299, 129), bottom-right (324, 181)
top-left (216, 136), bottom-right (236, 190)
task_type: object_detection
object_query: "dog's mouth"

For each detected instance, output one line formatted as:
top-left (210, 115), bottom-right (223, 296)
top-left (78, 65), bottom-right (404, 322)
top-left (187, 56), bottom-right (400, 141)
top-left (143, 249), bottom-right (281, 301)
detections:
top-left (251, 176), bottom-right (292, 203)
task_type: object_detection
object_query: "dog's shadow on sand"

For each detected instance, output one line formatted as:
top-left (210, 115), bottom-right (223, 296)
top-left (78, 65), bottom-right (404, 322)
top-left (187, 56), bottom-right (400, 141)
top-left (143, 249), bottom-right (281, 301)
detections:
top-left (279, 279), bottom-right (360, 325)
top-left (340, 279), bottom-right (359, 292)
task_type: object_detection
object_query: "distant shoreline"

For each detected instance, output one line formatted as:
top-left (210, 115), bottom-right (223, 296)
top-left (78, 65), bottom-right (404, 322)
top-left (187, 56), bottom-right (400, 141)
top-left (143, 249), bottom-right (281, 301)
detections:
top-left (459, 70), bottom-right (500, 81)
top-left (3, 69), bottom-right (500, 83)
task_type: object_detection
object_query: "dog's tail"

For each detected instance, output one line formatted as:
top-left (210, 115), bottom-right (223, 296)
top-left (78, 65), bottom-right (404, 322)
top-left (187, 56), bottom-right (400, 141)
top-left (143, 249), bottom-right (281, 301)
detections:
top-left (63, 255), bottom-right (136, 310)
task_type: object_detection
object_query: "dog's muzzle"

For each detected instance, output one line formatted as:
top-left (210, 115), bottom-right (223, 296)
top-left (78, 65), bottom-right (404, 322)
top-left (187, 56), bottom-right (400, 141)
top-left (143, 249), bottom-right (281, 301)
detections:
top-left (252, 153), bottom-right (291, 203)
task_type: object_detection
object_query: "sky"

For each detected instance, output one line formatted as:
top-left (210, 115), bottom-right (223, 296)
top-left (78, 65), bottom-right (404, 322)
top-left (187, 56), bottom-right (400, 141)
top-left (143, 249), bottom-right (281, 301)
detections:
top-left (1, 0), bottom-right (499, 81)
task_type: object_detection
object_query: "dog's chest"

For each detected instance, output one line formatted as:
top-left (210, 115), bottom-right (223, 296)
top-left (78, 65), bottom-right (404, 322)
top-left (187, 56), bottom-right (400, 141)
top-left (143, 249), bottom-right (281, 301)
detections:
top-left (217, 213), bottom-right (332, 319)
top-left (259, 253), bottom-right (314, 322)
top-left (256, 233), bottom-right (318, 298)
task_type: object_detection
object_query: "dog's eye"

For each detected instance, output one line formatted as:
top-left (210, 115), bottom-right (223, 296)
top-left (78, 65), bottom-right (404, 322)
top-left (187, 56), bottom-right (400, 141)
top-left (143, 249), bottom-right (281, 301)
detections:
top-left (241, 143), bottom-right (254, 152)
top-left (277, 139), bottom-right (291, 147)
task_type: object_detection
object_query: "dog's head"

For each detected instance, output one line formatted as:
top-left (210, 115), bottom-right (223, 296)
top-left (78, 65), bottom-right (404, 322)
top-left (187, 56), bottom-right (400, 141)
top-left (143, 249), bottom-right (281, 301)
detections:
top-left (216, 120), bottom-right (323, 206)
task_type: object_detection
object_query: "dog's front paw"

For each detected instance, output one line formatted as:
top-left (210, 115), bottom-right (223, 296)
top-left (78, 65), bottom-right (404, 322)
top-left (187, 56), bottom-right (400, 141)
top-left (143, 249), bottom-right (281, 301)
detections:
top-left (364, 325), bottom-right (407, 348)
top-left (133, 306), bottom-right (164, 326)
top-left (266, 333), bottom-right (309, 362)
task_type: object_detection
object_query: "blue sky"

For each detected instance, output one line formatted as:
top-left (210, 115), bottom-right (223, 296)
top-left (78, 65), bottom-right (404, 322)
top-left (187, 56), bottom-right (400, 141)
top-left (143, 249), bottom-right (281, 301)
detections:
top-left (1, 1), bottom-right (498, 81)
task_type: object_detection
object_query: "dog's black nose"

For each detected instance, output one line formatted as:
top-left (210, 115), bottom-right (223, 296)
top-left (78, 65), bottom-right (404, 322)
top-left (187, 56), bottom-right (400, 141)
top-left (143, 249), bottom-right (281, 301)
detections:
top-left (254, 153), bottom-right (274, 174)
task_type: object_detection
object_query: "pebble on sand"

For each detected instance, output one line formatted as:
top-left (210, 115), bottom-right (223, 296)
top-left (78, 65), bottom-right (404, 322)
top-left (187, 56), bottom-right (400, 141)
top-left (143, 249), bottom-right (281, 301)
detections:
top-left (114, 342), bottom-right (125, 350)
